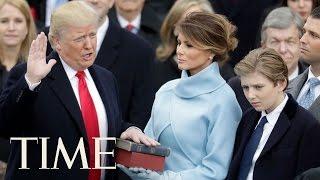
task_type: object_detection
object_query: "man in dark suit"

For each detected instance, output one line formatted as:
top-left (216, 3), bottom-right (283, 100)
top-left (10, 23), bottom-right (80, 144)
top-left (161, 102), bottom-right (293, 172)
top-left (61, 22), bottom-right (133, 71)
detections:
top-left (109, 0), bottom-right (161, 49)
top-left (43, 0), bottom-right (155, 147)
top-left (0, 2), bottom-right (158, 180)
top-left (228, 94), bottom-right (320, 180)
top-left (287, 6), bottom-right (320, 121)
top-left (68, 0), bottom-right (154, 130)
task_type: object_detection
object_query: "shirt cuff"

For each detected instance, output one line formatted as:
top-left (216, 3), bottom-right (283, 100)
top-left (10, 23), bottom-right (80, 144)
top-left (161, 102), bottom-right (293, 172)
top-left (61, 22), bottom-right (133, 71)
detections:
top-left (24, 74), bottom-right (41, 91)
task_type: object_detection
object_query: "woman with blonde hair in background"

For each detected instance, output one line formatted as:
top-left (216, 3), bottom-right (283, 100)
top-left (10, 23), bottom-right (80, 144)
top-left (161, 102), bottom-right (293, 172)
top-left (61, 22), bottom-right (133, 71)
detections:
top-left (0, 0), bottom-right (36, 178)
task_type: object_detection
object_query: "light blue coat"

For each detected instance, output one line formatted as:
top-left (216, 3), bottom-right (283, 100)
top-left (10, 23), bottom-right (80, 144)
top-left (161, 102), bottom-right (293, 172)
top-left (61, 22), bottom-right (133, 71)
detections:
top-left (144, 63), bottom-right (242, 180)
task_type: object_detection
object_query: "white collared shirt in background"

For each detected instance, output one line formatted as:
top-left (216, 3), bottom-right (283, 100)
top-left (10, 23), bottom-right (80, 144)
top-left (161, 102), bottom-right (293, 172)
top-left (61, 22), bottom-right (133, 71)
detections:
top-left (96, 17), bottom-right (109, 53)
top-left (117, 13), bottom-right (141, 34)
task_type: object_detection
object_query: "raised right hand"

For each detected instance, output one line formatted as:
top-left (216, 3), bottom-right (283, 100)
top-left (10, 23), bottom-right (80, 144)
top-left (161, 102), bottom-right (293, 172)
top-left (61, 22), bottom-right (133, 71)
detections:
top-left (26, 32), bottom-right (56, 84)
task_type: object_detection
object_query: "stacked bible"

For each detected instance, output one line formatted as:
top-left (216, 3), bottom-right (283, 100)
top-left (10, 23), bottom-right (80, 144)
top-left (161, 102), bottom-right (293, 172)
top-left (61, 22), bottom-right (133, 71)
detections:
top-left (115, 138), bottom-right (170, 171)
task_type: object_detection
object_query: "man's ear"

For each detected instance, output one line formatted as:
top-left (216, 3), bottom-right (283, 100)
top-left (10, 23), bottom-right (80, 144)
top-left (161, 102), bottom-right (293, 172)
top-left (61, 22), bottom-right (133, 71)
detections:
top-left (53, 37), bottom-right (61, 51)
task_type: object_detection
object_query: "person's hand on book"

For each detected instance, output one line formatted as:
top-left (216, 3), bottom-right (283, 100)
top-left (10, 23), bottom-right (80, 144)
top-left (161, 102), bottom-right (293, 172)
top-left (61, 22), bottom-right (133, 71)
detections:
top-left (120, 126), bottom-right (160, 146)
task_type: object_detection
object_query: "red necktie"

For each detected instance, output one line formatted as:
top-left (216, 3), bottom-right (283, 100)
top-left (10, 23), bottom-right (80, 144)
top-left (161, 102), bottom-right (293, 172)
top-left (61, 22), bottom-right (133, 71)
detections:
top-left (126, 24), bottom-right (134, 32)
top-left (76, 71), bottom-right (101, 180)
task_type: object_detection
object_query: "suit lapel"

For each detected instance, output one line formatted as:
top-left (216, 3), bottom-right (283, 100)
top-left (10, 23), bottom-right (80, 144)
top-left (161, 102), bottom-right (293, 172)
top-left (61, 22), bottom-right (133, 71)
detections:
top-left (235, 112), bottom-right (260, 163)
top-left (88, 66), bottom-right (116, 138)
top-left (46, 52), bottom-right (88, 143)
top-left (95, 21), bottom-right (120, 69)
top-left (287, 68), bottom-right (320, 120)
top-left (259, 109), bottom-right (291, 158)
top-left (108, 8), bottom-right (120, 26)
top-left (287, 69), bottom-right (308, 98)
top-left (229, 111), bottom-right (260, 176)
top-left (240, 113), bottom-right (260, 148)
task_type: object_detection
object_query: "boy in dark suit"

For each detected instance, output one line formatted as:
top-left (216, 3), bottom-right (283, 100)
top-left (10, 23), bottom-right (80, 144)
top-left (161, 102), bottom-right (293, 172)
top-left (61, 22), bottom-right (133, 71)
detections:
top-left (227, 48), bottom-right (320, 180)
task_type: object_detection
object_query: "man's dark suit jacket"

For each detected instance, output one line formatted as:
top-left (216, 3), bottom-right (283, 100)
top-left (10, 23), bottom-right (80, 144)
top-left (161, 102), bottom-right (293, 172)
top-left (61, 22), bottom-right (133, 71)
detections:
top-left (94, 21), bottom-right (155, 130)
top-left (212, 0), bottom-right (281, 67)
top-left (109, 6), bottom-right (161, 49)
top-left (146, 0), bottom-right (175, 20)
top-left (287, 67), bottom-right (320, 121)
top-left (0, 52), bottom-right (130, 180)
top-left (44, 21), bottom-right (155, 130)
top-left (93, 23), bottom-right (154, 179)
top-left (295, 167), bottom-right (320, 180)
top-left (227, 94), bottom-right (320, 180)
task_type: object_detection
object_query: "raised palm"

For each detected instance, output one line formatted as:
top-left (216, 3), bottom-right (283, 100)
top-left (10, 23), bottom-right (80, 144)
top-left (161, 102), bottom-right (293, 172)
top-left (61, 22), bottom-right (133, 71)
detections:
top-left (26, 32), bottom-right (56, 84)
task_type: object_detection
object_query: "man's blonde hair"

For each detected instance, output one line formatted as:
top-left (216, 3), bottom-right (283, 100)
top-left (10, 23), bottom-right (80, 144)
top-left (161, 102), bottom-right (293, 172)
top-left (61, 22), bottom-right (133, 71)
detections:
top-left (48, 1), bottom-right (99, 49)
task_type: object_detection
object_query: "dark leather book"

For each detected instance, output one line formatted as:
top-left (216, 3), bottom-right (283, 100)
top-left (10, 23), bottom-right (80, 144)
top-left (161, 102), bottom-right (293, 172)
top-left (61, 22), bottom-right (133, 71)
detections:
top-left (115, 149), bottom-right (166, 171)
top-left (116, 138), bottom-right (170, 157)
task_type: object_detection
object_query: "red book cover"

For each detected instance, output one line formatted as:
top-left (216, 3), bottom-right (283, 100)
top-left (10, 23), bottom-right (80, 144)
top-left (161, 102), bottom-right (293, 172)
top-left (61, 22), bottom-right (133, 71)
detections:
top-left (115, 148), bottom-right (166, 171)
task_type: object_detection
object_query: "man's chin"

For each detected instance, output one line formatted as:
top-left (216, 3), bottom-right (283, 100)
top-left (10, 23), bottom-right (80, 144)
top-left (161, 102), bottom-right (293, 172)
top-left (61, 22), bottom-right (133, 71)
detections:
top-left (79, 61), bottom-right (94, 70)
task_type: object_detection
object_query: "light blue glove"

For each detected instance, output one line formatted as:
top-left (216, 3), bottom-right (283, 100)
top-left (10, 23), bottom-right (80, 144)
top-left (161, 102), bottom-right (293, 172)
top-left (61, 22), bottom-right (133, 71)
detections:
top-left (117, 164), bottom-right (162, 180)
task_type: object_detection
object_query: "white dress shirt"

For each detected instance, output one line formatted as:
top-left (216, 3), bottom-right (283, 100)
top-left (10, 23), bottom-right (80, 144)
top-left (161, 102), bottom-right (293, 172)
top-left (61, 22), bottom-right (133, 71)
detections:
top-left (246, 94), bottom-right (289, 180)
top-left (297, 67), bottom-right (320, 104)
top-left (61, 59), bottom-right (108, 180)
top-left (117, 13), bottom-right (141, 34)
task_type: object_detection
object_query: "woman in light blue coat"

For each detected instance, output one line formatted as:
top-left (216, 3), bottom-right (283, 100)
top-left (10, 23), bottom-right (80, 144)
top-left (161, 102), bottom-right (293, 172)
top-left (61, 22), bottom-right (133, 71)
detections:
top-left (119, 12), bottom-right (242, 180)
